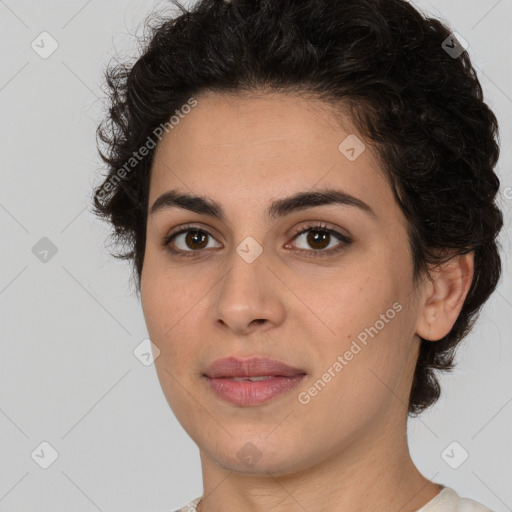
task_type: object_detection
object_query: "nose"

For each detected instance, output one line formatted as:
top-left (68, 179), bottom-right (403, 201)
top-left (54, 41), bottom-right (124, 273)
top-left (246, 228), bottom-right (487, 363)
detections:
top-left (211, 246), bottom-right (286, 336)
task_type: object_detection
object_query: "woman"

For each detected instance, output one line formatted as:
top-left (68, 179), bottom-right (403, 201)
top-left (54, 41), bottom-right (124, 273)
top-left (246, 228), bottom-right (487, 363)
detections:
top-left (92, 0), bottom-right (503, 510)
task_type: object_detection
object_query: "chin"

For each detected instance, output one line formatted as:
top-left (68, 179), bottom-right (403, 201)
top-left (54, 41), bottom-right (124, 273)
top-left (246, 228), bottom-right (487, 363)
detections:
top-left (200, 435), bottom-right (313, 476)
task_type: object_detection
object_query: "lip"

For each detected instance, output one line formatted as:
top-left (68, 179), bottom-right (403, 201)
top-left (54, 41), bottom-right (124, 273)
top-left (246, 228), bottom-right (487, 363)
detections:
top-left (202, 357), bottom-right (307, 406)
top-left (203, 356), bottom-right (306, 378)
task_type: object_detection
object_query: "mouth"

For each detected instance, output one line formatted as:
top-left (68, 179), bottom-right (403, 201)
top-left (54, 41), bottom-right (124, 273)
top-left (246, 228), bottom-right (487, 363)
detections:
top-left (202, 356), bottom-right (307, 379)
top-left (202, 356), bottom-right (307, 406)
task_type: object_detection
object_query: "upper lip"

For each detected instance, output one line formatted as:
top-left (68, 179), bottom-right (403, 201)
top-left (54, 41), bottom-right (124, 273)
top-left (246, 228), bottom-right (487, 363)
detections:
top-left (203, 357), bottom-right (307, 378)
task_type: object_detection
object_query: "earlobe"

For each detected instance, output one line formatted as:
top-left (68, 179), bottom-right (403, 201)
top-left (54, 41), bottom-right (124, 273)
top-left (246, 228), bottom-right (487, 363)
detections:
top-left (415, 251), bottom-right (474, 341)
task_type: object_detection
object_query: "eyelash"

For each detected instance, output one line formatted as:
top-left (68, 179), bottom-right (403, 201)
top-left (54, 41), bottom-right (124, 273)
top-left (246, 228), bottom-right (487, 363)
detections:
top-left (162, 222), bottom-right (351, 259)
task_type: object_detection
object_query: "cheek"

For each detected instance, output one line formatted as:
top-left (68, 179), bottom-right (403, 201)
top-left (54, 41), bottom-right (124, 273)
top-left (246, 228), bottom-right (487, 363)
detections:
top-left (296, 300), bottom-right (411, 438)
top-left (140, 268), bottom-right (204, 414)
top-left (301, 255), bottom-right (413, 398)
top-left (142, 250), bottom-right (196, 331)
top-left (299, 255), bottom-right (400, 341)
top-left (141, 264), bottom-right (190, 362)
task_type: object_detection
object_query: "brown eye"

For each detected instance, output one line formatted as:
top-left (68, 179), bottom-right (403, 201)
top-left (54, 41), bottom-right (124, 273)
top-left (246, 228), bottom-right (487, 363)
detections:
top-left (165, 228), bottom-right (222, 253)
top-left (305, 230), bottom-right (331, 250)
top-left (291, 226), bottom-right (349, 254)
top-left (184, 230), bottom-right (209, 249)
top-left (295, 226), bottom-right (350, 252)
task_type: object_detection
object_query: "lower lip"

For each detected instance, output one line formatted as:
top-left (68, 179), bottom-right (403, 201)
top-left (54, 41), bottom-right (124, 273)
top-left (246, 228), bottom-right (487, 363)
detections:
top-left (204, 375), bottom-right (307, 406)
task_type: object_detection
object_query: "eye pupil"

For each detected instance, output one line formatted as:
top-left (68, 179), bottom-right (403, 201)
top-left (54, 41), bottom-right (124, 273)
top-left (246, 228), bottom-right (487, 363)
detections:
top-left (307, 230), bottom-right (330, 250)
top-left (186, 230), bottom-right (208, 249)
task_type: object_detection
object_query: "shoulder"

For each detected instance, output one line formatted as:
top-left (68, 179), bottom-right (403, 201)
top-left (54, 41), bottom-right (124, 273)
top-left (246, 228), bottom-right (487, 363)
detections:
top-left (440, 487), bottom-right (494, 512)
top-left (417, 487), bottom-right (494, 512)
top-left (173, 496), bottom-right (202, 512)
top-left (456, 495), bottom-right (494, 512)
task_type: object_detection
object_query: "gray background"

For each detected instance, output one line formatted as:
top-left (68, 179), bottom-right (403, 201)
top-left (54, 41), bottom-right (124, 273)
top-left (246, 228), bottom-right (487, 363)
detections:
top-left (0, 0), bottom-right (511, 511)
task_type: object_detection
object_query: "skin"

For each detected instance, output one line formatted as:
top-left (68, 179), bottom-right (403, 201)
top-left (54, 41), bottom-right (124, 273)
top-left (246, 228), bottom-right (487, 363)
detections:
top-left (140, 90), bottom-right (474, 512)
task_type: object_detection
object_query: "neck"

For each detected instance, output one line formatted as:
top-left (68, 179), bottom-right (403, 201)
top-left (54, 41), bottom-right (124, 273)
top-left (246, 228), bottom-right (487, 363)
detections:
top-left (196, 412), bottom-right (441, 512)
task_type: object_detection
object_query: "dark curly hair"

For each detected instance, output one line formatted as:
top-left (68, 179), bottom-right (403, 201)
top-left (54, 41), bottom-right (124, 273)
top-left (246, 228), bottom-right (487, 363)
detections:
top-left (91, 0), bottom-right (504, 416)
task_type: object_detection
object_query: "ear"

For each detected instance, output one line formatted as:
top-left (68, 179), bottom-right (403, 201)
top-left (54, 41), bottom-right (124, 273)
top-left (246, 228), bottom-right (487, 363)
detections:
top-left (415, 251), bottom-right (474, 341)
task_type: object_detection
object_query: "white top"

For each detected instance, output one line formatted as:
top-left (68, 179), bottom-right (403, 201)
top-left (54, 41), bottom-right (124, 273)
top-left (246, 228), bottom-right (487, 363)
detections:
top-left (173, 486), bottom-right (494, 512)
top-left (416, 487), bottom-right (494, 512)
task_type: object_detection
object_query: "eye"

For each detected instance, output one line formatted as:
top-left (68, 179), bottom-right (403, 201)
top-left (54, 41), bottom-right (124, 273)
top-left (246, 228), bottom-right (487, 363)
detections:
top-left (164, 225), bottom-right (221, 256)
top-left (287, 222), bottom-right (351, 258)
top-left (163, 222), bottom-right (351, 259)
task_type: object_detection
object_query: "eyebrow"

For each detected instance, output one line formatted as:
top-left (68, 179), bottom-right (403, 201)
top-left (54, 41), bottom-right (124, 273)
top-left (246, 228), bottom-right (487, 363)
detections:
top-left (149, 188), bottom-right (376, 221)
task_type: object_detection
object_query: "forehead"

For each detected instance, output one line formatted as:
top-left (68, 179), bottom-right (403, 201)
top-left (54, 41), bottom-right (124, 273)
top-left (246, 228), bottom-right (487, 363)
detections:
top-left (156, 91), bottom-right (354, 156)
top-left (149, 91), bottom-right (393, 218)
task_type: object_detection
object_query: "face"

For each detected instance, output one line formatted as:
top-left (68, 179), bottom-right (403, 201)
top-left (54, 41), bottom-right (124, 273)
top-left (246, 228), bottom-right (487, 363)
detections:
top-left (141, 91), bottom-right (427, 476)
